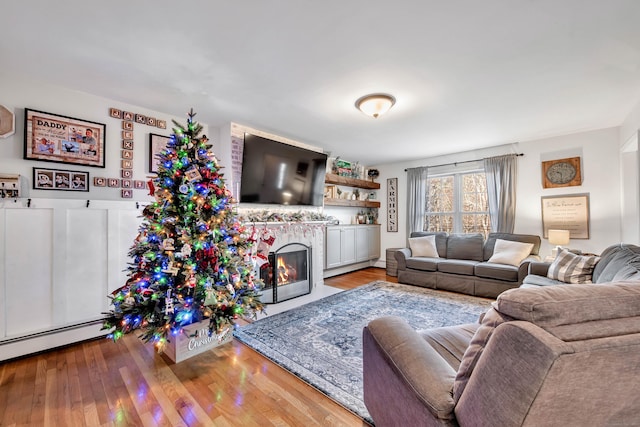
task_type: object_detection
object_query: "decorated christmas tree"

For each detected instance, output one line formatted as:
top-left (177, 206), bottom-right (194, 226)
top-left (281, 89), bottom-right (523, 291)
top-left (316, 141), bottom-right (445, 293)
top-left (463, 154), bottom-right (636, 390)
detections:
top-left (103, 109), bottom-right (264, 352)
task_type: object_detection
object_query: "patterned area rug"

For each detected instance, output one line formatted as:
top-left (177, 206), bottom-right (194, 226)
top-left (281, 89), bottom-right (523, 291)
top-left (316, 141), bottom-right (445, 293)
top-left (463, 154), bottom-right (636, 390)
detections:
top-left (233, 281), bottom-right (492, 423)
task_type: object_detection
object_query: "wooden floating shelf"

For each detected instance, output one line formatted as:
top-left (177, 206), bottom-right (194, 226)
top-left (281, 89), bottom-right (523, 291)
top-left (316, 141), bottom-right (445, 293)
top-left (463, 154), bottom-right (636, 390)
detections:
top-left (324, 198), bottom-right (381, 208)
top-left (324, 173), bottom-right (381, 190)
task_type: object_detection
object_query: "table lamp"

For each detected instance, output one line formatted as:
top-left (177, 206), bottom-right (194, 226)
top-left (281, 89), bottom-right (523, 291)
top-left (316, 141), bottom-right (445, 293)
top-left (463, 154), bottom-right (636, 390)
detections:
top-left (548, 229), bottom-right (570, 258)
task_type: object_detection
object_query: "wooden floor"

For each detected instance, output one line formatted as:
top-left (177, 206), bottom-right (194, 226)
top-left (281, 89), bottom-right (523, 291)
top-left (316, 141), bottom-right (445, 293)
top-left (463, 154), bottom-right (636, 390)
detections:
top-left (0, 267), bottom-right (396, 427)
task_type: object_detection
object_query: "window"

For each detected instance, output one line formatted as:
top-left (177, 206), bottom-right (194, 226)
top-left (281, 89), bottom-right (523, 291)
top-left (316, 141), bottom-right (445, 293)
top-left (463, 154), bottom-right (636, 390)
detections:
top-left (425, 171), bottom-right (490, 237)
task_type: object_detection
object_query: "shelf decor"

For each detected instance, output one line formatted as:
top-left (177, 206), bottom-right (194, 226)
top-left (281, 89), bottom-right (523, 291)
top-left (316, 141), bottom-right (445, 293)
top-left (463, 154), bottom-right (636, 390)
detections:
top-left (24, 109), bottom-right (105, 168)
top-left (387, 177), bottom-right (398, 232)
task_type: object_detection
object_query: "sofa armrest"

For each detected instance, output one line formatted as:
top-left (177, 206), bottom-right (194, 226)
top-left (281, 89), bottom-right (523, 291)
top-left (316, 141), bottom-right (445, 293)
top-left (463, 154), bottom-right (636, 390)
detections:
top-left (395, 248), bottom-right (412, 271)
top-left (363, 316), bottom-right (457, 424)
top-left (528, 261), bottom-right (551, 277)
top-left (516, 256), bottom-right (540, 283)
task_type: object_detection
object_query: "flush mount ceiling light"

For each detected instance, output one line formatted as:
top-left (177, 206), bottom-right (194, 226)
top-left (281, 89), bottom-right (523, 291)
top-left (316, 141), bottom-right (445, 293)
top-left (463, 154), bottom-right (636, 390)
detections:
top-left (355, 93), bottom-right (396, 118)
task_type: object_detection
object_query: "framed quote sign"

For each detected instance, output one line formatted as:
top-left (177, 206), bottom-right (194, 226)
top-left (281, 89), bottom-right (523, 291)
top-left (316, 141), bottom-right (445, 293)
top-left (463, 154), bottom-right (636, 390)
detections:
top-left (541, 193), bottom-right (590, 239)
top-left (387, 177), bottom-right (398, 232)
top-left (24, 109), bottom-right (105, 168)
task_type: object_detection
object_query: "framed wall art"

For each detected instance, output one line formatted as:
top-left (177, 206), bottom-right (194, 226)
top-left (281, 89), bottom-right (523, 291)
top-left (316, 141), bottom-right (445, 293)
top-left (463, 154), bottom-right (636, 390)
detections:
top-left (33, 167), bottom-right (89, 191)
top-left (24, 109), bottom-right (105, 168)
top-left (149, 133), bottom-right (170, 173)
top-left (541, 156), bottom-right (581, 189)
top-left (387, 177), bottom-right (398, 232)
top-left (541, 193), bottom-right (590, 239)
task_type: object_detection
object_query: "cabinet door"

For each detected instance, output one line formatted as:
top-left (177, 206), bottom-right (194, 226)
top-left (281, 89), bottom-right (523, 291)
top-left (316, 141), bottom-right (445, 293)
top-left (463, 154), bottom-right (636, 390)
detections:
top-left (355, 227), bottom-right (369, 262)
top-left (368, 226), bottom-right (381, 259)
top-left (325, 227), bottom-right (343, 269)
top-left (341, 227), bottom-right (357, 265)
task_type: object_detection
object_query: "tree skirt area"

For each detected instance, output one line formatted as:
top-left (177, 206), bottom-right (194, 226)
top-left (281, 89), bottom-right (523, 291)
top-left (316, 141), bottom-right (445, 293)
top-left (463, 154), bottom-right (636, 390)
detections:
top-left (233, 280), bottom-right (492, 423)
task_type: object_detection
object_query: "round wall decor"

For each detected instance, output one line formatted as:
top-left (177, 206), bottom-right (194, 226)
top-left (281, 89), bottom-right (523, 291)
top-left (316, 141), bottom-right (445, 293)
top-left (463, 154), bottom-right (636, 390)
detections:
top-left (0, 105), bottom-right (15, 138)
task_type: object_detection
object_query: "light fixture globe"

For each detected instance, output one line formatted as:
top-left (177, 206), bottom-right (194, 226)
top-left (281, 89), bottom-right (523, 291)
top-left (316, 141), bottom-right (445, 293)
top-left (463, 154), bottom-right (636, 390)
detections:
top-left (355, 93), bottom-right (396, 118)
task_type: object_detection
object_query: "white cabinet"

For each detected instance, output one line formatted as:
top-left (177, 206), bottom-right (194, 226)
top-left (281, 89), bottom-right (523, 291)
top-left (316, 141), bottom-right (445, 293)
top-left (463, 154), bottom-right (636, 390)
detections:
top-left (325, 225), bottom-right (380, 271)
top-left (325, 225), bottom-right (356, 268)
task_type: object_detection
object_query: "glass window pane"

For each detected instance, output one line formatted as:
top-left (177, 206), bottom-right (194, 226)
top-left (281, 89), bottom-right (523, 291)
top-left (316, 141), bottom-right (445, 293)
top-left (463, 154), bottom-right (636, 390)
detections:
top-left (426, 172), bottom-right (489, 237)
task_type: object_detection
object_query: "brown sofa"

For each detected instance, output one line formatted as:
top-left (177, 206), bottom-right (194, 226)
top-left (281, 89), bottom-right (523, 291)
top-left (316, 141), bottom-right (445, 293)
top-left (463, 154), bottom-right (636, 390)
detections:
top-left (363, 281), bottom-right (640, 426)
top-left (395, 232), bottom-right (541, 298)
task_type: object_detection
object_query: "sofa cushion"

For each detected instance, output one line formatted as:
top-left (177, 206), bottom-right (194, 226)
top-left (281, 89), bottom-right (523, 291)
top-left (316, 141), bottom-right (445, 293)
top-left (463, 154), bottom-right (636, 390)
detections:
top-left (475, 262), bottom-right (519, 282)
top-left (406, 257), bottom-right (438, 272)
top-left (419, 324), bottom-right (478, 370)
top-left (595, 247), bottom-right (638, 283)
top-left (437, 259), bottom-right (478, 276)
top-left (521, 274), bottom-right (566, 287)
top-left (446, 233), bottom-right (484, 261)
top-left (409, 235), bottom-right (440, 258)
top-left (452, 307), bottom-right (513, 402)
top-left (495, 281), bottom-right (640, 327)
top-left (487, 239), bottom-right (534, 267)
top-left (592, 243), bottom-right (640, 282)
top-left (547, 249), bottom-right (600, 284)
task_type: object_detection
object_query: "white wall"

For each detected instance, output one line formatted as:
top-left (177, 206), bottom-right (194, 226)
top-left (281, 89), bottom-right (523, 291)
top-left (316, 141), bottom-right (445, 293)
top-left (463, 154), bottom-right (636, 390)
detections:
top-left (373, 127), bottom-right (623, 259)
top-left (619, 98), bottom-right (640, 244)
top-left (0, 71), bottom-right (208, 202)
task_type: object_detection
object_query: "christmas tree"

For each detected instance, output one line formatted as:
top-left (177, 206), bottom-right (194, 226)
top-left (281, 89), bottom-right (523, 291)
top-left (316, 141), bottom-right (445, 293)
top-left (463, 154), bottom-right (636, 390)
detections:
top-left (103, 109), bottom-right (264, 352)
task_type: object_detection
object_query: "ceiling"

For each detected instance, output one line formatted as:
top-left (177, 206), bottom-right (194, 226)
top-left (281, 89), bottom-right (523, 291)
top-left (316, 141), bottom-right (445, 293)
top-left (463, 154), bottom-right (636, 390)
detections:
top-left (2, 1), bottom-right (640, 166)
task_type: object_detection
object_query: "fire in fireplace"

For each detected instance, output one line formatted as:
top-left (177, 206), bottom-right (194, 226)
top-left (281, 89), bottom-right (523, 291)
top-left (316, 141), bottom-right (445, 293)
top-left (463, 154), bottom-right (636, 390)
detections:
top-left (259, 243), bottom-right (311, 304)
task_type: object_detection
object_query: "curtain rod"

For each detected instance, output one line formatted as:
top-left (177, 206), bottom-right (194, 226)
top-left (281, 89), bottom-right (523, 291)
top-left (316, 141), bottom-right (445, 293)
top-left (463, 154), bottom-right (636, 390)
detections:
top-left (404, 153), bottom-right (524, 172)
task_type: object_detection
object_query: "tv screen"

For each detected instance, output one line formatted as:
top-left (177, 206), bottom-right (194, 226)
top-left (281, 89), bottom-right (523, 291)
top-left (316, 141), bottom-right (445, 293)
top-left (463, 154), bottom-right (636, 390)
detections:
top-left (240, 133), bottom-right (327, 206)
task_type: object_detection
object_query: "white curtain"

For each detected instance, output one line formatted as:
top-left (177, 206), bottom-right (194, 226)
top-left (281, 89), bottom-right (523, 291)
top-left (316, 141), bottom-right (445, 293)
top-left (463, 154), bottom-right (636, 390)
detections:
top-left (484, 154), bottom-right (518, 233)
top-left (406, 166), bottom-right (429, 237)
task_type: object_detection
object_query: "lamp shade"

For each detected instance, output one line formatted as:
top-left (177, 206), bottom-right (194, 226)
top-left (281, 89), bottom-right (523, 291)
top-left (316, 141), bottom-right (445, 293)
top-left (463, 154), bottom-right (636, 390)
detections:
top-left (548, 229), bottom-right (570, 246)
top-left (355, 94), bottom-right (395, 118)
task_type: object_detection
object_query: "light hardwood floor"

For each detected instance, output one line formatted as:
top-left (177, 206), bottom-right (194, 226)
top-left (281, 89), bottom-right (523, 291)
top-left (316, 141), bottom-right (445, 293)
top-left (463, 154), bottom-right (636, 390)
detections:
top-left (0, 267), bottom-right (396, 427)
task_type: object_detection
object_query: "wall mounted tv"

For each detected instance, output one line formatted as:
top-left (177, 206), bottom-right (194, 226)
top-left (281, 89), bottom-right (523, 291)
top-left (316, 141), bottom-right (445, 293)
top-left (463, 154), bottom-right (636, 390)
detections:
top-left (239, 133), bottom-right (328, 206)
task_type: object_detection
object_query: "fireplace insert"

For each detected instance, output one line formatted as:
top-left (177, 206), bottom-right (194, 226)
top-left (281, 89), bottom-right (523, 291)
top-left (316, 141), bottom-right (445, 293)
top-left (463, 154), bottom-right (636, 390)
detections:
top-left (259, 242), bottom-right (311, 303)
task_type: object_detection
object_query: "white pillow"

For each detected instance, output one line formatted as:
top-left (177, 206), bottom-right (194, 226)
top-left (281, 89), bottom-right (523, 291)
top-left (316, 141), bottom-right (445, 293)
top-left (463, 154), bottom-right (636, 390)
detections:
top-left (487, 239), bottom-right (534, 267)
top-left (409, 235), bottom-right (439, 258)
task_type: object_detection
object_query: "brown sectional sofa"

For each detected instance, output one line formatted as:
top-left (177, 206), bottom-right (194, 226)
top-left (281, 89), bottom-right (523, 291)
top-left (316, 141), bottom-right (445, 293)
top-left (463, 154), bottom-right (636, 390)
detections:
top-left (363, 280), bottom-right (640, 426)
top-left (395, 232), bottom-right (541, 298)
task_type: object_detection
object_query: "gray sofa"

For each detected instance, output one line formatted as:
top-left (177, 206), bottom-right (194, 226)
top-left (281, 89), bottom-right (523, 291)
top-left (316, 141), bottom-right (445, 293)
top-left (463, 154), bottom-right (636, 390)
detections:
top-left (395, 232), bottom-right (541, 298)
top-left (363, 280), bottom-right (640, 426)
top-left (523, 243), bottom-right (640, 287)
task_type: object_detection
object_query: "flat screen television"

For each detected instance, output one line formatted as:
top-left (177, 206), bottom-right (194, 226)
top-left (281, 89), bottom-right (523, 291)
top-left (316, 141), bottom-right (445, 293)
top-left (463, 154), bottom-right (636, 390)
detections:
top-left (239, 133), bottom-right (328, 206)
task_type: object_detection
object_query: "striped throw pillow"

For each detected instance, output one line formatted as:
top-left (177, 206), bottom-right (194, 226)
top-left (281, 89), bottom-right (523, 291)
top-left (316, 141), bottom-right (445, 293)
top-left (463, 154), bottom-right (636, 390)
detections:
top-left (547, 249), bottom-right (600, 284)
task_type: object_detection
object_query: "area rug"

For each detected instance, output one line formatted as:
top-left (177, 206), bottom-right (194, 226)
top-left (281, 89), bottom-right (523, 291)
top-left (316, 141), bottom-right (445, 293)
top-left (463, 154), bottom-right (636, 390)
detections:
top-left (233, 281), bottom-right (492, 423)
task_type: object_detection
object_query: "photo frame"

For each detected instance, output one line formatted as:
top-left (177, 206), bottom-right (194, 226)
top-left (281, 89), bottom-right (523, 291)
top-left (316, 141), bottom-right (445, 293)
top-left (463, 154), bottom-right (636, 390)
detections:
top-left (24, 109), bottom-right (105, 168)
top-left (323, 184), bottom-right (336, 199)
top-left (541, 193), bottom-right (590, 239)
top-left (33, 167), bottom-right (89, 191)
top-left (149, 133), bottom-right (170, 173)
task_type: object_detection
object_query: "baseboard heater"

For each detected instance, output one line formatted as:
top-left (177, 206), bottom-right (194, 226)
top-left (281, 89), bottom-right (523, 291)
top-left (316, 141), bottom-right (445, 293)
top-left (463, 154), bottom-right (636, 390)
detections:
top-left (0, 318), bottom-right (107, 362)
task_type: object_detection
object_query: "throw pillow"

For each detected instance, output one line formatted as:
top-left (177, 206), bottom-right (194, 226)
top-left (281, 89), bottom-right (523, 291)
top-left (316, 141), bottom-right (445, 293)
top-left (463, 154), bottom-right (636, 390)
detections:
top-left (408, 235), bottom-right (439, 258)
top-left (487, 239), bottom-right (534, 267)
top-left (547, 249), bottom-right (600, 284)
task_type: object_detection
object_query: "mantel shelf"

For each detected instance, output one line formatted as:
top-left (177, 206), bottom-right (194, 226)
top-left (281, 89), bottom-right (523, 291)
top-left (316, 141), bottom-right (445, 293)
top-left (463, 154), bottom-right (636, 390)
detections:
top-left (324, 198), bottom-right (381, 208)
top-left (324, 173), bottom-right (381, 190)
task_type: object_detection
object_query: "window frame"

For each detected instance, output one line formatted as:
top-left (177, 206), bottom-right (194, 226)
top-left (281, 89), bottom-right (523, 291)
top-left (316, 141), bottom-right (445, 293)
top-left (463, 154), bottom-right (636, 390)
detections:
top-left (425, 168), bottom-right (490, 235)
